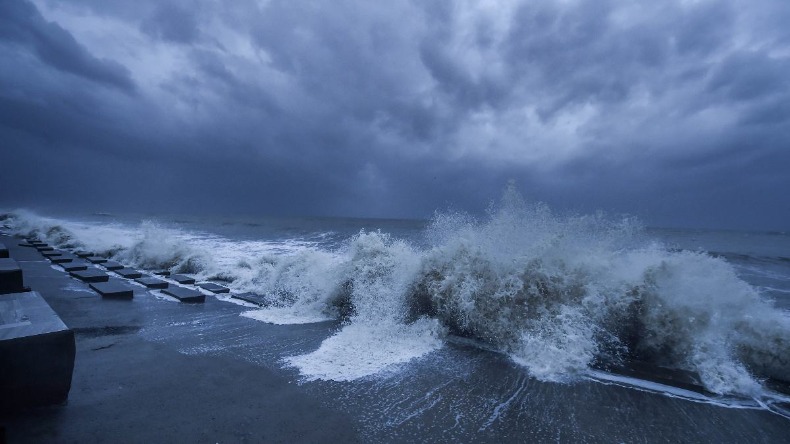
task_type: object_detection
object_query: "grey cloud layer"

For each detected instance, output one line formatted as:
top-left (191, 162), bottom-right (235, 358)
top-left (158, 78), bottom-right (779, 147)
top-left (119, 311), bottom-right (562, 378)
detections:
top-left (0, 2), bottom-right (134, 91)
top-left (1, 0), bottom-right (788, 229)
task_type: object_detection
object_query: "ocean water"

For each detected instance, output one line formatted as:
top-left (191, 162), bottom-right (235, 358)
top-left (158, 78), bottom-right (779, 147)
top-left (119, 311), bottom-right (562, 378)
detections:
top-left (2, 188), bottom-right (789, 423)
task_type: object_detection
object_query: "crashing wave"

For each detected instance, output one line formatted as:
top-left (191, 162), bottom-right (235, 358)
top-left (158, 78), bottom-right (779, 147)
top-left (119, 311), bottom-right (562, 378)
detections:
top-left (3, 190), bottom-right (788, 395)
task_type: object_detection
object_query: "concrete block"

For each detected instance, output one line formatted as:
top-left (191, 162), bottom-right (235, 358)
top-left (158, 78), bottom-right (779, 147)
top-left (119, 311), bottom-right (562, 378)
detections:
top-left (231, 292), bottom-right (267, 306)
top-left (35, 245), bottom-right (54, 252)
top-left (170, 274), bottom-right (196, 285)
top-left (198, 282), bottom-right (230, 294)
top-left (50, 255), bottom-right (77, 264)
top-left (27, 240), bottom-right (46, 246)
top-left (0, 291), bottom-right (75, 411)
top-left (161, 286), bottom-right (205, 303)
top-left (0, 242), bottom-right (8, 258)
top-left (86, 256), bottom-right (108, 264)
top-left (70, 268), bottom-right (109, 283)
top-left (41, 250), bottom-right (63, 258)
top-left (0, 258), bottom-right (25, 295)
top-left (18, 242), bottom-right (36, 248)
top-left (115, 268), bottom-right (143, 279)
top-left (135, 277), bottom-right (168, 289)
top-left (61, 260), bottom-right (90, 272)
top-left (74, 251), bottom-right (94, 258)
top-left (153, 270), bottom-right (171, 277)
top-left (89, 280), bottom-right (133, 299)
top-left (101, 261), bottom-right (124, 271)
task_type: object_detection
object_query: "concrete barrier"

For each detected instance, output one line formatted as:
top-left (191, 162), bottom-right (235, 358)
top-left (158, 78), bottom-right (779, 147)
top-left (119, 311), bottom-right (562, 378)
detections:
top-left (198, 283), bottom-right (230, 294)
top-left (231, 292), bottom-right (267, 306)
top-left (50, 255), bottom-right (77, 264)
top-left (161, 286), bottom-right (205, 303)
top-left (85, 256), bottom-right (108, 264)
top-left (115, 268), bottom-right (143, 279)
top-left (61, 260), bottom-right (90, 272)
top-left (135, 277), bottom-right (168, 289)
top-left (170, 274), bottom-right (196, 285)
top-left (70, 269), bottom-right (110, 283)
top-left (0, 291), bottom-right (75, 411)
top-left (89, 280), bottom-right (133, 299)
top-left (101, 261), bottom-right (124, 271)
top-left (0, 258), bottom-right (25, 294)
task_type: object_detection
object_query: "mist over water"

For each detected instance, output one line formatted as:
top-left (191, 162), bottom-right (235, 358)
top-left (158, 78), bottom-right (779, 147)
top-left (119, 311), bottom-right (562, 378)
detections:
top-left (2, 187), bottom-right (789, 400)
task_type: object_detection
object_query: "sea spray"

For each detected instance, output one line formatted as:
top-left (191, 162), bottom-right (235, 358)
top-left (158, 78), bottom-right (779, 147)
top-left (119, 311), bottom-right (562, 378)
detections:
top-left (6, 209), bottom-right (135, 254)
top-left (116, 221), bottom-right (212, 274)
top-left (285, 230), bottom-right (445, 380)
top-left (3, 195), bottom-right (789, 395)
top-left (415, 186), bottom-right (647, 381)
top-left (241, 248), bottom-right (342, 323)
top-left (412, 188), bottom-right (789, 394)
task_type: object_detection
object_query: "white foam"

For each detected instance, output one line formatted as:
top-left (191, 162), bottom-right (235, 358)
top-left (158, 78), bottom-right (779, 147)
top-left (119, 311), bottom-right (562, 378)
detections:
top-left (241, 307), bottom-right (333, 325)
top-left (285, 319), bottom-right (444, 381)
top-left (585, 370), bottom-right (759, 407)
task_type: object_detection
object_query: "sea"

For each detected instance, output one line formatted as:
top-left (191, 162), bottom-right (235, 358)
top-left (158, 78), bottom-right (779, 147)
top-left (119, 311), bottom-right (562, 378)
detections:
top-left (2, 188), bottom-right (789, 441)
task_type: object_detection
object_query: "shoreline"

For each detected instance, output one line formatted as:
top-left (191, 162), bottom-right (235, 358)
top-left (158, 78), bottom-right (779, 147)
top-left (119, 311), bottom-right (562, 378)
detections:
top-left (1, 234), bottom-right (788, 442)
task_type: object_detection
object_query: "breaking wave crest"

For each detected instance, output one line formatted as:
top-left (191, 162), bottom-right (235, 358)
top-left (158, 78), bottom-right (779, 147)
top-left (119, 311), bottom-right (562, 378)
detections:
top-left (3, 189), bottom-right (789, 395)
top-left (412, 188), bottom-right (789, 395)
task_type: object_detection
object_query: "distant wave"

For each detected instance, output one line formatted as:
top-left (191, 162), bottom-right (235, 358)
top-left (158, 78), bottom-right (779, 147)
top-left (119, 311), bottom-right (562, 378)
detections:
top-left (3, 189), bottom-right (789, 397)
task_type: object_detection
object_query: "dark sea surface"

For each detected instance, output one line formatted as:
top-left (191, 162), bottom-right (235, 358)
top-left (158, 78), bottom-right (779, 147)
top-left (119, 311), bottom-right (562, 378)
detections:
top-left (2, 198), bottom-right (789, 441)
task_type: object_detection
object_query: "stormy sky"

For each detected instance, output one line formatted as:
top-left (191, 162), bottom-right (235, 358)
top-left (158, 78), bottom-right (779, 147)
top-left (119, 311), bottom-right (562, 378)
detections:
top-left (1, 0), bottom-right (789, 230)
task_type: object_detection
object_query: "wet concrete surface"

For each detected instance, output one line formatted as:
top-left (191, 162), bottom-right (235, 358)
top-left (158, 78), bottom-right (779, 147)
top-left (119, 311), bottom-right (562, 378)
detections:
top-left (0, 235), bottom-right (358, 443)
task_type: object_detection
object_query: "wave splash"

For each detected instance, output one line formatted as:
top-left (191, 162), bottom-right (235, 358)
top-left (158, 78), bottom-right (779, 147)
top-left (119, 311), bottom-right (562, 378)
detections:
top-left (3, 190), bottom-right (788, 395)
top-left (417, 188), bottom-right (788, 395)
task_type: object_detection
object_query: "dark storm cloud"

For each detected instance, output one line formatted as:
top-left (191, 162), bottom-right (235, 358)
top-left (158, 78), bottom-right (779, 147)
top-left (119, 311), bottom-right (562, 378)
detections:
top-left (1, 0), bottom-right (789, 229)
top-left (0, 1), bottom-right (134, 92)
top-left (709, 52), bottom-right (789, 102)
top-left (140, 3), bottom-right (199, 44)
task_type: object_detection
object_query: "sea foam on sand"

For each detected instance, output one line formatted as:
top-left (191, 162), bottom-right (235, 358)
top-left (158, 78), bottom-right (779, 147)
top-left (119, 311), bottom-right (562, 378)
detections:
top-left (285, 319), bottom-right (444, 381)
